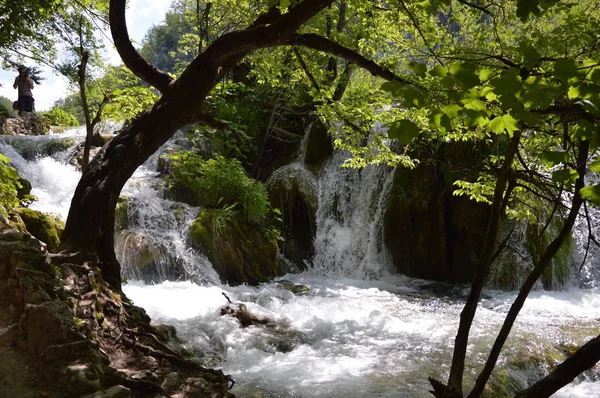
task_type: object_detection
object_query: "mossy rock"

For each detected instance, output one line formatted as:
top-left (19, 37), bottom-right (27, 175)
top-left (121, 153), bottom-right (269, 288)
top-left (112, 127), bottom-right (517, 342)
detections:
top-left (488, 216), bottom-right (574, 290)
top-left (41, 138), bottom-right (76, 157)
top-left (16, 208), bottom-right (61, 251)
top-left (384, 156), bottom-right (489, 283)
top-left (114, 196), bottom-right (129, 232)
top-left (16, 177), bottom-right (32, 200)
top-left (304, 119), bottom-right (333, 172)
top-left (266, 164), bottom-right (317, 271)
top-left (189, 210), bottom-right (278, 285)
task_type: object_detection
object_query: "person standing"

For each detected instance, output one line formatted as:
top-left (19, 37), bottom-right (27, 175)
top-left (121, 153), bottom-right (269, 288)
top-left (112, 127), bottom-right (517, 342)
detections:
top-left (13, 66), bottom-right (34, 115)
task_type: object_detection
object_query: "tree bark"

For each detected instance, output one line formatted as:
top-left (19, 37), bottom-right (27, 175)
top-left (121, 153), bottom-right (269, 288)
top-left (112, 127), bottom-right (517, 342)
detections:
top-left (78, 49), bottom-right (93, 172)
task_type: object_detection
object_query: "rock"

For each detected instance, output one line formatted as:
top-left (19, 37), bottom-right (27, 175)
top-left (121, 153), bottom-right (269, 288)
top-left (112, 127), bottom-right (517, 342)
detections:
top-left (20, 301), bottom-right (73, 355)
top-left (220, 302), bottom-right (271, 327)
top-left (16, 208), bottom-right (62, 251)
top-left (114, 196), bottom-right (129, 232)
top-left (266, 164), bottom-right (318, 271)
top-left (84, 385), bottom-right (132, 398)
top-left (275, 279), bottom-right (309, 294)
top-left (383, 142), bottom-right (490, 283)
top-left (0, 114), bottom-right (51, 136)
top-left (189, 211), bottom-right (278, 285)
top-left (304, 119), bottom-right (333, 171)
top-left (115, 230), bottom-right (185, 283)
top-left (160, 372), bottom-right (180, 394)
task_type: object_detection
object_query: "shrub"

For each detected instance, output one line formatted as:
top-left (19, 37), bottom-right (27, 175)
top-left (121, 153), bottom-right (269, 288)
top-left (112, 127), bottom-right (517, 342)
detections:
top-left (43, 107), bottom-right (80, 127)
top-left (167, 153), bottom-right (271, 224)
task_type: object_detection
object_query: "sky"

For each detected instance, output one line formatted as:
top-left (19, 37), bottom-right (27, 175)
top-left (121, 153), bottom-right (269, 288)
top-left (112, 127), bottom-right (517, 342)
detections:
top-left (0, 0), bottom-right (173, 111)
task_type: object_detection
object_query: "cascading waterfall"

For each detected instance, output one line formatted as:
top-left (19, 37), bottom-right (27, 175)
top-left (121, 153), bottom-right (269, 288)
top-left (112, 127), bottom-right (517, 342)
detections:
top-left (311, 150), bottom-right (395, 278)
top-left (1, 130), bottom-right (599, 397)
top-left (117, 151), bottom-right (221, 285)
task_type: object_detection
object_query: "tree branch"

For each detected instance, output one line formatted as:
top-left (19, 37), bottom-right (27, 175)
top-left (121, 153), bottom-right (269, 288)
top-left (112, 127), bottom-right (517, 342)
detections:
top-left (109, 0), bottom-right (173, 93)
top-left (468, 138), bottom-right (590, 398)
top-left (286, 33), bottom-right (423, 88)
top-left (515, 334), bottom-right (600, 398)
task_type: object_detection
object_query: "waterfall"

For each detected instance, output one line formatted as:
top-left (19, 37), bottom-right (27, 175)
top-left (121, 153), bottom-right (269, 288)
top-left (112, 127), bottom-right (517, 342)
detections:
top-left (116, 137), bottom-right (221, 285)
top-left (311, 150), bottom-right (395, 278)
top-left (0, 128), bottom-right (84, 220)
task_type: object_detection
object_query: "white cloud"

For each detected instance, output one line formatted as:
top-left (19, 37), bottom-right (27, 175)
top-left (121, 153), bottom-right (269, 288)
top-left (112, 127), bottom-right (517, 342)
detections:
top-left (1, 0), bottom-right (172, 111)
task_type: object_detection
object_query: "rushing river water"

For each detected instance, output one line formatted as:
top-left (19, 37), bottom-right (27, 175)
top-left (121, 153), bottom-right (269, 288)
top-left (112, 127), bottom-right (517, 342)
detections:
top-left (1, 128), bottom-right (599, 397)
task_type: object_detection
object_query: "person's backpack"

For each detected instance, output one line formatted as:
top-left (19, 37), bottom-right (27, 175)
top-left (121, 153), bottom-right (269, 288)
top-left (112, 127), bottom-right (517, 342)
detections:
top-left (12, 101), bottom-right (18, 110)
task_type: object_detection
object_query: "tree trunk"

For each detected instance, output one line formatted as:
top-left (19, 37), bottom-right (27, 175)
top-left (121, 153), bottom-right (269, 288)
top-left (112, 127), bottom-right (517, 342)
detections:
top-left (445, 132), bottom-right (521, 395)
top-left (61, 86), bottom-right (204, 289)
top-left (467, 139), bottom-right (590, 397)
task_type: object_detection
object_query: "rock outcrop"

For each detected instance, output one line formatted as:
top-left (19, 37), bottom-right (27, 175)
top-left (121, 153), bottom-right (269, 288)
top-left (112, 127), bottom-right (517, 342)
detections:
top-left (0, 114), bottom-right (51, 136)
top-left (0, 222), bottom-right (234, 397)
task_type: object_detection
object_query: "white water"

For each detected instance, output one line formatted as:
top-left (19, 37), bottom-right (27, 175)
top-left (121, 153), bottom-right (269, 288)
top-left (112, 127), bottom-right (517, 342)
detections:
top-left (124, 276), bottom-right (600, 397)
top-left (1, 132), bottom-right (599, 397)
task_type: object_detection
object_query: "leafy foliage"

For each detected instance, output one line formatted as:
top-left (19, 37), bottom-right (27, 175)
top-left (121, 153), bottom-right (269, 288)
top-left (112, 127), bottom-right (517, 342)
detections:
top-left (167, 153), bottom-right (272, 225)
top-left (43, 107), bottom-right (80, 126)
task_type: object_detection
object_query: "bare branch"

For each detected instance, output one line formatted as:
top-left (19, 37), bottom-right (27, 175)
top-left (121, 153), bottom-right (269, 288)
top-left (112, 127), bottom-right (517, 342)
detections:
top-left (109, 0), bottom-right (173, 93)
top-left (286, 33), bottom-right (424, 88)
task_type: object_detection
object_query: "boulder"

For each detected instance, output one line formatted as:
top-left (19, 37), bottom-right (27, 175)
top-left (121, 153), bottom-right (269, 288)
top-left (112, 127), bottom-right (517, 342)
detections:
top-left (16, 208), bottom-right (62, 251)
top-left (189, 210), bottom-right (278, 285)
top-left (0, 113), bottom-right (51, 136)
top-left (384, 142), bottom-right (490, 283)
top-left (266, 164), bottom-right (317, 271)
top-left (304, 119), bottom-right (333, 172)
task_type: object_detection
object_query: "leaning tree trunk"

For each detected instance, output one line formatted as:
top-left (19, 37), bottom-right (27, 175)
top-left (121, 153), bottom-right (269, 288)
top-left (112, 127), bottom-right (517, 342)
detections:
top-left (60, 60), bottom-right (221, 289)
top-left (61, 96), bottom-right (191, 289)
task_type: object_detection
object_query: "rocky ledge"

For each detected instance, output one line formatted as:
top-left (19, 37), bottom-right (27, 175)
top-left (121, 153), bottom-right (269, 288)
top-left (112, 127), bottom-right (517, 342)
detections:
top-left (0, 229), bottom-right (234, 397)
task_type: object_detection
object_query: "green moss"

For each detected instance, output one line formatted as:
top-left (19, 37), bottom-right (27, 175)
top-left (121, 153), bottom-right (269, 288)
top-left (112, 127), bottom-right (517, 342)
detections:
top-left (114, 195), bottom-right (129, 231)
top-left (16, 208), bottom-right (61, 251)
top-left (41, 138), bottom-right (76, 157)
top-left (526, 216), bottom-right (573, 289)
top-left (188, 209), bottom-right (278, 286)
top-left (304, 119), bottom-right (333, 172)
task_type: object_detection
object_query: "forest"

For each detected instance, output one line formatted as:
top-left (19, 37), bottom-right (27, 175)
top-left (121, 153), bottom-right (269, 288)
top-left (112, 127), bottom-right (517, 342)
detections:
top-left (1, 0), bottom-right (600, 397)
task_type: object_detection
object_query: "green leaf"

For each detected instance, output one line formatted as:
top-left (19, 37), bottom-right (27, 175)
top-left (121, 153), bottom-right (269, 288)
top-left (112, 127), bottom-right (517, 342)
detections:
top-left (552, 168), bottom-right (579, 185)
top-left (459, 109), bottom-right (489, 127)
top-left (553, 59), bottom-right (581, 82)
top-left (580, 185), bottom-right (600, 205)
top-left (387, 119), bottom-right (420, 144)
top-left (589, 157), bottom-right (600, 173)
top-left (461, 97), bottom-right (488, 112)
top-left (429, 65), bottom-right (447, 77)
top-left (409, 62), bottom-right (427, 78)
top-left (442, 104), bottom-right (462, 118)
top-left (0, 153), bottom-right (10, 163)
top-left (479, 69), bottom-right (494, 82)
top-left (516, 0), bottom-right (541, 22)
top-left (449, 62), bottom-right (480, 89)
top-left (540, 150), bottom-right (568, 166)
top-left (429, 110), bottom-right (452, 132)
top-left (380, 81), bottom-right (405, 97)
top-left (489, 114), bottom-right (519, 136)
top-left (571, 119), bottom-right (597, 140)
top-left (280, 0), bottom-right (291, 8)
